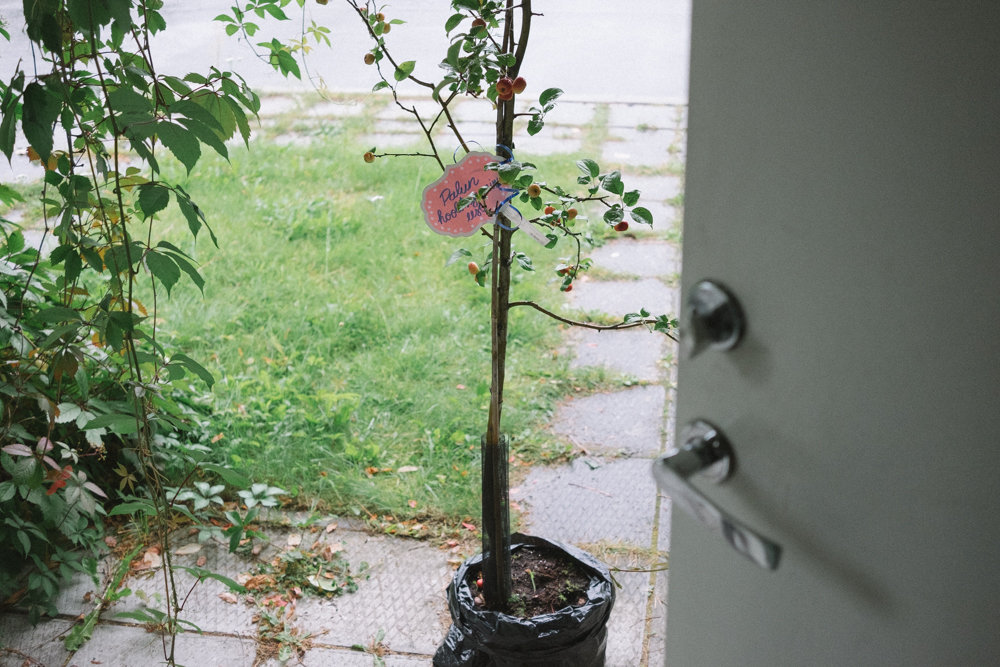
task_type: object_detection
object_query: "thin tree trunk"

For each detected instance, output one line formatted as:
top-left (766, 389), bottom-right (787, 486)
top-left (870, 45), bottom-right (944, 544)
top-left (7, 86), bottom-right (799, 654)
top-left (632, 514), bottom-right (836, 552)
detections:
top-left (481, 0), bottom-right (528, 615)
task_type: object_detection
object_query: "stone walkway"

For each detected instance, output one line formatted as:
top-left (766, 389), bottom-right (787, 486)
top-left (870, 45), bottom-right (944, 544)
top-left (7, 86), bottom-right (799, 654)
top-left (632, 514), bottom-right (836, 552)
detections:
top-left (0, 94), bottom-right (684, 666)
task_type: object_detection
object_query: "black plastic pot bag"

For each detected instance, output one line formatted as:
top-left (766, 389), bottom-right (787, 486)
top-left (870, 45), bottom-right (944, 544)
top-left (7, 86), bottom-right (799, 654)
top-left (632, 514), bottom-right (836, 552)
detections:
top-left (433, 533), bottom-right (616, 667)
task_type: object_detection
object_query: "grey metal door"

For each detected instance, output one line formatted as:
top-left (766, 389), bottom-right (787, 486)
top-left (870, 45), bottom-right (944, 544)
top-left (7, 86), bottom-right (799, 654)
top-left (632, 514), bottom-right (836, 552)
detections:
top-left (662, 3), bottom-right (1000, 665)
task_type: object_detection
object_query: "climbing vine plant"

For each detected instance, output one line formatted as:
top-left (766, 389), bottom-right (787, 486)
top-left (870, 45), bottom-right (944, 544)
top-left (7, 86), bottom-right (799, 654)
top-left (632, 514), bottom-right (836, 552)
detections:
top-left (0, 0), bottom-right (257, 659)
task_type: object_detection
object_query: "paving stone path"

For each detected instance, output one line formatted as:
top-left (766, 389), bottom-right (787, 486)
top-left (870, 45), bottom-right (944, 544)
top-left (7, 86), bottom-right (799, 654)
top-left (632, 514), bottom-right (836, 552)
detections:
top-left (0, 94), bottom-right (684, 666)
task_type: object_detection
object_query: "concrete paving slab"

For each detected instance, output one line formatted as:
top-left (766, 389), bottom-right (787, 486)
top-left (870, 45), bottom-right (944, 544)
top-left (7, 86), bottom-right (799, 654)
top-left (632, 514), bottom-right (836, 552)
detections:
top-left (48, 565), bottom-right (103, 618)
top-left (364, 132), bottom-right (425, 149)
top-left (516, 125), bottom-right (584, 156)
top-left (603, 128), bottom-right (676, 167)
top-left (289, 530), bottom-right (452, 657)
top-left (104, 537), bottom-right (259, 636)
top-left (549, 102), bottom-right (598, 127)
top-left (647, 568), bottom-right (669, 667)
top-left (258, 95), bottom-right (301, 117)
top-left (74, 622), bottom-right (258, 666)
top-left (568, 327), bottom-right (667, 382)
top-left (605, 565), bottom-right (655, 667)
top-left (376, 97), bottom-right (445, 122)
top-left (608, 103), bottom-right (679, 132)
top-left (589, 239), bottom-right (681, 279)
top-left (658, 494), bottom-right (674, 556)
top-left (567, 278), bottom-right (679, 319)
top-left (513, 457), bottom-right (659, 546)
top-left (550, 385), bottom-right (666, 457)
top-left (287, 645), bottom-right (430, 666)
top-left (626, 174), bottom-right (684, 204)
top-left (0, 615), bottom-right (74, 667)
top-left (307, 100), bottom-right (368, 117)
top-left (451, 99), bottom-right (498, 124)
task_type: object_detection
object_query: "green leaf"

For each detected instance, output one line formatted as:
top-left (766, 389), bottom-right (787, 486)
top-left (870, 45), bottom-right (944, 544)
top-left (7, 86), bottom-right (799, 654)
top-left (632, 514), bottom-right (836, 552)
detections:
top-left (394, 61), bottom-right (416, 82)
top-left (177, 116), bottom-right (229, 160)
top-left (0, 71), bottom-right (23, 162)
top-left (115, 609), bottom-right (165, 624)
top-left (527, 117), bottom-right (544, 136)
top-left (603, 206), bottom-right (625, 225)
top-left (108, 500), bottom-right (156, 516)
top-left (623, 189), bottom-right (641, 207)
top-left (630, 206), bottom-right (654, 225)
top-left (144, 250), bottom-right (180, 295)
top-left (164, 249), bottom-right (205, 294)
top-left (169, 353), bottom-right (215, 388)
top-left (600, 170), bottom-right (625, 196)
top-left (445, 13), bottom-right (464, 33)
top-left (24, 0), bottom-right (62, 52)
top-left (221, 96), bottom-right (252, 145)
top-left (177, 566), bottom-right (247, 593)
top-left (67, 0), bottom-right (112, 32)
top-left (137, 183), bottom-right (170, 218)
top-left (447, 41), bottom-right (462, 69)
top-left (445, 248), bottom-right (472, 266)
top-left (201, 463), bottom-right (250, 488)
top-left (22, 82), bottom-right (60, 161)
top-left (156, 121), bottom-right (200, 173)
top-left (176, 190), bottom-right (214, 244)
top-left (30, 306), bottom-right (82, 324)
top-left (83, 413), bottom-right (140, 435)
top-left (577, 159), bottom-right (600, 178)
top-left (539, 87), bottom-right (563, 107)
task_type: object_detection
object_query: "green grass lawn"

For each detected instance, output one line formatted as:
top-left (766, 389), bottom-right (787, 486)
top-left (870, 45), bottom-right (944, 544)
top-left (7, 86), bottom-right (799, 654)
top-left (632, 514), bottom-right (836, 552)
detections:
top-left (148, 95), bottom-right (639, 535)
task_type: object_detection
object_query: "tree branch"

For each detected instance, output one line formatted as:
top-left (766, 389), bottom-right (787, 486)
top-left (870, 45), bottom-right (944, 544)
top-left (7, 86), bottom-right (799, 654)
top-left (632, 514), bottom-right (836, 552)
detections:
top-left (509, 300), bottom-right (679, 340)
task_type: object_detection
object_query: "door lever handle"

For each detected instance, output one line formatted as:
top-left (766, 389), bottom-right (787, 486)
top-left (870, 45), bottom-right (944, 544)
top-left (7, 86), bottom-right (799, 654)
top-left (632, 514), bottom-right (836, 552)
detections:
top-left (653, 420), bottom-right (782, 570)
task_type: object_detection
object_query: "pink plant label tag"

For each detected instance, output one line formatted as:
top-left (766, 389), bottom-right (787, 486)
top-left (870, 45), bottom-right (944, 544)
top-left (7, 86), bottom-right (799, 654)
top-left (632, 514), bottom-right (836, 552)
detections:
top-left (422, 152), bottom-right (507, 237)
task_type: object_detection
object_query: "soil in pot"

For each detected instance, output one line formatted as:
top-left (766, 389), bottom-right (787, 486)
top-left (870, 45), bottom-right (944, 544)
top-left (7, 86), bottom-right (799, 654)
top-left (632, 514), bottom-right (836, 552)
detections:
top-left (473, 546), bottom-right (592, 617)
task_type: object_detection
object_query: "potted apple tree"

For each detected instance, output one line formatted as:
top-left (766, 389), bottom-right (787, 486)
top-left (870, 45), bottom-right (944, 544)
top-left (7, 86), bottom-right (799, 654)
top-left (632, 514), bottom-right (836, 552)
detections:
top-left (223, 0), bottom-right (675, 664)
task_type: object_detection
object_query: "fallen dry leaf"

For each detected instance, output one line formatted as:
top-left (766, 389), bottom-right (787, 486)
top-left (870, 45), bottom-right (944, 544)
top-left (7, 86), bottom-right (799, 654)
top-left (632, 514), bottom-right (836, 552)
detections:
top-left (286, 533), bottom-right (302, 547)
top-left (134, 546), bottom-right (162, 570)
top-left (397, 465), bottom-right (419, 473)
top-left (325, 522), bottom-right (338, 533)
top-left (195, 555), bottom-right (207, 567)
top-left (104, 535), bottom-right (118, 548)
top-left (218, 592), bottom-right (239, 604)
top-left (461, 522), bottom-right (477, 532)
top-left (174, 543), bottom-right (202, 556)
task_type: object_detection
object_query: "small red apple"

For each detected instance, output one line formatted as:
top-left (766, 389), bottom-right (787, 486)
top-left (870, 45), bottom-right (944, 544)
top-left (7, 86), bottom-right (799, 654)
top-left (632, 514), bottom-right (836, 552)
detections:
top-left (512, 76), bottom-right (526, 94)
top-left (363, 151), bottom-right (375, 163)
top-left (364, 52), bottom-right (375, 65)
top-left (544, 205), bottom-right (555, 215)
top-left (614, 221), bottom-right (629, 232)
top-left (471, 18), bottom-right (487, 30)
top-left (566, 207), bottom-right (578, 220)
top-left (468, 261), bottom-right (480, 275)
top-left (476, 577), bottom-right (484, 588)
top-left (562, 283), bottom-right (574, 292)
top-left (527, 184), bottom-right (541, 198)
top-left (496, 77), bottom-right (514, 101)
